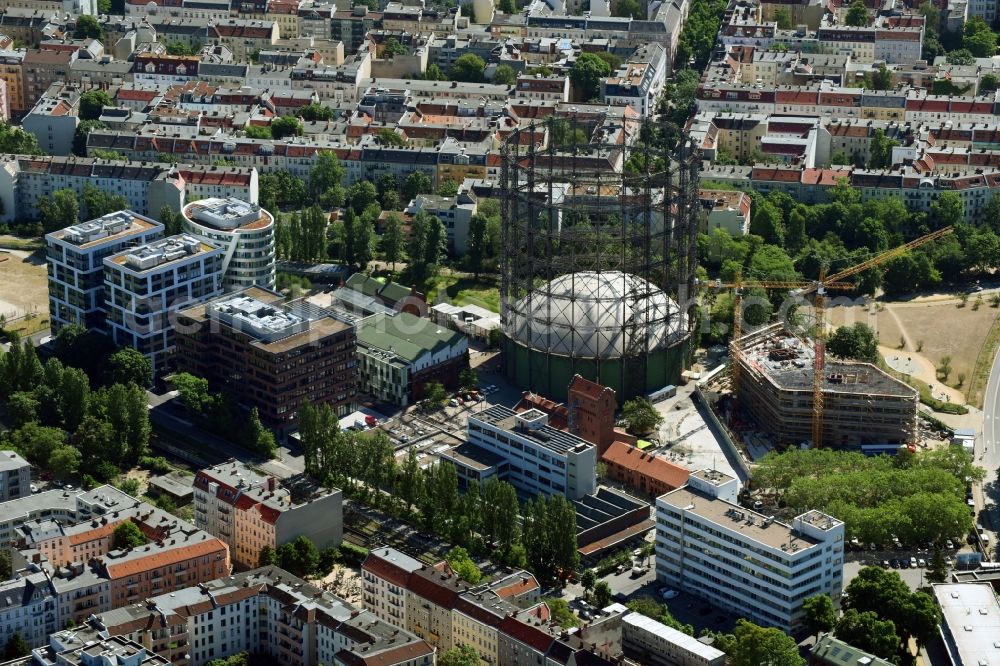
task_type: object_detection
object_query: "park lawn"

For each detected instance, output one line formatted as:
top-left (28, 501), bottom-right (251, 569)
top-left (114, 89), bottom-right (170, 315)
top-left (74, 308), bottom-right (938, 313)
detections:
top-left (422, 274), bottom-right (500, 313)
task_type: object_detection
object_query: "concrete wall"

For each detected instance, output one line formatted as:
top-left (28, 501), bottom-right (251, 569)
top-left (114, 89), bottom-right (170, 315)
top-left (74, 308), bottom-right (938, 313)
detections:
top-left (275, 489), bottom-right (344, 550)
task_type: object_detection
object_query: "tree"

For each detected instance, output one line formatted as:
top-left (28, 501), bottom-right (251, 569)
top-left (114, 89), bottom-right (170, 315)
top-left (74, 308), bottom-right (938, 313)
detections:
top-left (869, 128), bottom-right (899, 169)
top-left (258, 544), bottom-right (278, 567)
top-left (930, 191), bottom-right (965, 228)
top-left (544, 597), bottom-right (581, 628)
top-left (927, 544), bottom-right (948, 583)
top-left (382, 213), bottom-right (404, 270)
top-left (947, 48), bottom-right (976, 65)
top-left (774, 6), bottom-right (793, 28)
top-left (377, 128), bottom-right (406, 146)
top-left (964, 16), bottom-right (998, 58)
top-left (165, 41), bottom-right (197, 56)
top-left (803, 595), bottom-right (837, 635)
top-left (592, 580), bottom-right (613, 608)
top-left (403, 171), bottom-right (433, 201)
top-left (249, 408), bottom-right (277, 457)
top-left (467, 213), bottom-right (488, 278)
top-left (492, 64), bottom-right (517, 85)
top-left (498, 0), bottom-right (517, 12)
top-left (276, 535), bottom-right (321, 578)
top-left (82, 183), bottom-right (127, 220)
top-left (622, 397), bottom-right (663, 434)
top-left (834, 609), bottom-right (899, 660)
top-left (845, 0), bottom-right (869, 26)
top-left (844, 566), bottom-right (940, 648)
top-left (446, 547), bottom-right (482, 583)
top-left (869, 63), bottom-right (892, 91)
top-left (348, 180), bottom-right (379, 213)
top-left (309, 150), bottom-right (345, 199)
top-left (79, 90), bottom-right (112, 121)
top-left (74, 15), bottom-right (103, 39)
top-left (581, 569), bottom-right (596, 593)
top-left (980, 73), bottom-right (1000, 94)
top-left (423, 381), bottom-right (448, 409)
top-left (158, 206), bottom-right (184, 235)
top-left (10, 423), bottom-right (67, 466)
top-left (37, 188), bottom-right (80, 232)
top-left (827, 323), bottom-right (880, 363)
top-left (50, 446), bottom-right (82, 480)
top-left (612, 0), bottom-right (642, 16)
top-left (424, 63), bottom-right (448, 81)
top-left (459, 367), bottom-right (478, 389)
top-left (450, 53), bottom-right (486, 82)
top-left (570, 52), bottom-right (612, 101)
top-left (3, 633), bottom-right (29, 660)
top-left (438, 645), bottom-right (480, 666)
top-left (724, 620), bottom-right (804, 666)
top-left (271, 115), bottom-right (304, 140)
top-left (6, 392), bottom-right (39, 428)
top-left (73, 119), bottom-right (106, 156)
top-left (173, 372), bottom-right (212, 413)
top-left (112, 521), bottom-right (146, 550)
top-left (382, 37), bottom-right (409, 57)
top-left (107, 347), bottom-right (152, 387)
top-left (437, 179), bottom-right (459, 197)
top-left (298, 102), bottom-right (334, 121)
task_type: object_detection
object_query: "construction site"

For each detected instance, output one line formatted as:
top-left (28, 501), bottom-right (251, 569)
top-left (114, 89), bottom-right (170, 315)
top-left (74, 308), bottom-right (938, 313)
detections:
top-left (730, 323), bottom-right (918, 449)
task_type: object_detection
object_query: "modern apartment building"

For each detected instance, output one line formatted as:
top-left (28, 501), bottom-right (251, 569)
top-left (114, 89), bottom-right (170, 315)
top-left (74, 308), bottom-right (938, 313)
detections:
top-left (620, 608), bottom-right (726, 666)
top-left (192, 459), bottom-right (343, 569)
top-left (181, 197), bottom-right (276, 291)
top-left (0, 450), bottom-right (31, 502)
top-left (95, 567), bottom-right (435, 666)
top-left (460, 405), bottom-right (598, 501)
top-left (174, 287), bottom-right (358, 427)
top-left (45, 210), bottom-right (164, 332)
top-left (356, 311), bottom-right (469, 406)
top-left (103, 234), bottom-right (224, 376)
top-left (655, 469), bottom-right (844, 632)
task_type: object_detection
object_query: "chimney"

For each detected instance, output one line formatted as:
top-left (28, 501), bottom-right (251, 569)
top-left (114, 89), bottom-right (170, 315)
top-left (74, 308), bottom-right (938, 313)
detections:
top-left (267, 477), bottom-right (276, 492)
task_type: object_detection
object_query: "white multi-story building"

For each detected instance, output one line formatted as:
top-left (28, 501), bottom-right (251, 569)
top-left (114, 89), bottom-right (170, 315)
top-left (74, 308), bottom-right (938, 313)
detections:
top-left (464, 405), bottom-right (597, 501)
top-left (192, 460), bottom-right (343, 569)
top-left (103, 234), bottom-right (224, 375)
top-left (45, 211), bottom-right (164, 333)
top-left (0, 451), bottom-right (31, 502)
top-left (655, 469), bottom-right (844, 632)
top-left (181, 197), bottom-right (276, 291)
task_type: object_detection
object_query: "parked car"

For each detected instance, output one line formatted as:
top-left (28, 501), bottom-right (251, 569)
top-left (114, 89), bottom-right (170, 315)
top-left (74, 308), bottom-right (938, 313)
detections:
top-left (30, 484), bottom-right (38, 493)
top-left (882, 560), bottom-right (890, 568)
top-left (448, 399), bottom-right (459, 407)
top-left (917, 558), bottom-right (926, 568)
top-left (890, 558), bottom-right (900, 568)
top-left (661, 589), bottom-right (679, 600)
top-left (946, 539), bottom-right (955, 550)
top-left (909, 556), bottom-right (918, 568)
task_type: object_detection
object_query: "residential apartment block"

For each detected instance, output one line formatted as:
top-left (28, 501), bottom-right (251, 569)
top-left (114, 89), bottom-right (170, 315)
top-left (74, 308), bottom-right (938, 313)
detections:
top-left (103, 234), bottom-right (224, 376)
top-left (356, 311), bottom-right (468, 406)
top-left (45, 210), bottom-right (164, 332)
top-left (0, 485), bottom-right (231, 648)
top-left (655, 469), bottom-right (844, 632)
top-left (361, 547), bottom-right (614, 666)
top-left (461, 405), bottom-right (598, 501)
top-left (193, 459), bottom-right (343, 569)
top-left (0, 450), bottom-right (31, 502)
top-left (94, 567), bottom-right (435, 666)
top-left (181, 197), bottom-right (276, 291)
top-left (174, 287), bottom-right (358, 427)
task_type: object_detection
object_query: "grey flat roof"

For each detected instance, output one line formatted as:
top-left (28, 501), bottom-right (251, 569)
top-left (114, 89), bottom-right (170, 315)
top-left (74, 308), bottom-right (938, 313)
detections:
top-left (471, 404), bottom-right (593, 456)
top-left (934, 582), bottom-right (1000, 665)
top-left (440, 442), bottom-right (507, 472)
top-left (0, 451), bottom-right (28, 472)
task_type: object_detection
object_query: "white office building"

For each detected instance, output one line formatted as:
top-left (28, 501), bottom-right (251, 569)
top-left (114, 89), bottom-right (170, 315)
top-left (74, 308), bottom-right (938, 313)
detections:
top-left (45, 211), bottom-right (164, 332)
top-left (655, 469), bottom-right (844, 632)
top-left (933, 582), bottom-right (1000, 666)
top-left (181, 197), bottom-right (276, 291)
top-left (103, 234), bottom-right (224, 375)
top-left (465, 405), bottom-right (597, 501)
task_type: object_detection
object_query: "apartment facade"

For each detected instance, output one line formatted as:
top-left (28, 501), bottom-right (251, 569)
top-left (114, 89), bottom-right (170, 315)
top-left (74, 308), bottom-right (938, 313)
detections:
top-left (103, 234), bottom-right (225, 376)
top-left (181, 197), bottom-right (276, 291)
top-left (0, 450), bottom-right (31, 502)
top-left (464, 405), bottom-right (598, 501)
top-left (96, 567), bottom-right (435, 666)
top-left (192, 459), bottom-right (343, 569)
top-left (655, 469), bottom-right (844, 632)
top-left (45, 210), bottom-right (164, 332)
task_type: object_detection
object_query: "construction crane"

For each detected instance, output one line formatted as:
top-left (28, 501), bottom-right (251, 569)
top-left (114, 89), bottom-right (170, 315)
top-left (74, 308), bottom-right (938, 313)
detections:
top-left (709, 224), bottom-right (955, 447)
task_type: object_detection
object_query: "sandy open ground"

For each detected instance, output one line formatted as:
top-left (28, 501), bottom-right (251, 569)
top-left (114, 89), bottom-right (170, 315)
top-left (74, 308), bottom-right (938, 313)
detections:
top-left (0, 247), bottom-right (47, 321)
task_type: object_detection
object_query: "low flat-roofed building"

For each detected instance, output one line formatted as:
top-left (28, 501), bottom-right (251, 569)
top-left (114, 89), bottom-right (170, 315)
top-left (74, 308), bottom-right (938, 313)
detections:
top-left (933, 582), bottom-right (1000, 666)
top-left (810, 632), bottom-right (895, 666)
top-left (622, 610), bottom-right (726, 666)
top-left (174, 286), bottom-right (358, 427)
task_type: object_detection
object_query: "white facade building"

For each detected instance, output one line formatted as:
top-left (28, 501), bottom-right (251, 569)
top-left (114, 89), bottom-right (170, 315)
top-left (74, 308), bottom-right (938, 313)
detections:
top-left (655, 469), bottom-right (844, 632)
top-left (181, 197), bottom-right (276, 291)
top-left (45, 211), bottom-right (164, 333)
top-left (466, 405), bottom-right (598, 501)
top-left (103, 234), bottom-right (224, 375)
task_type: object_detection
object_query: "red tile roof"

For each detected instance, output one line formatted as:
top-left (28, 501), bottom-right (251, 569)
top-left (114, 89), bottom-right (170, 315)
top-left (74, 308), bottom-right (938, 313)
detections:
top-left (600, 440), bottom-right (690, 489)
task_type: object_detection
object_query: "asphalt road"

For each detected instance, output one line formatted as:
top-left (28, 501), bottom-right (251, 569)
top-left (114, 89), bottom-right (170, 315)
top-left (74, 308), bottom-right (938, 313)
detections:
top-left (979, 341), bottom-right (1000, 555)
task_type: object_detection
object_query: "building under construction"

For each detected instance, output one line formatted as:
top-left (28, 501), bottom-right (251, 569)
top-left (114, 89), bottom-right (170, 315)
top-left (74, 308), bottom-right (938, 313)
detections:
top-left (736, 323), bottom-right (918, 448)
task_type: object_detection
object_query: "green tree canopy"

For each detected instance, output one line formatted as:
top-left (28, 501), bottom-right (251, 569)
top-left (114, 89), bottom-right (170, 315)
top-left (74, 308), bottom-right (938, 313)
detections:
top-left (74, 15), bottom-right (103, 39)
top-left (827, 323), bottom-right (880, 363)
top-left (450, 53), bottom-right (486, 82)
top-left (438, 645), bottom-right (480, 666)
top-left (446, 546), bottom-right (482, 583)
top-left (271, 115), bottom-right (303, 140)
top-left (835, 609), bottom-right (899, 660)
top-left (79, 90), bottom-right (113, 121)
top-left (492, 64), bottom-right (517, 85)
top-left (298, 102), bottom-right (334, 121)
top-left (570, 52), bottom-right (612, 101)
top-left (803, 595), bottom-right (837, 635)
top-left (621, 397), bottom-right (664, 434)
top-left (112, 521), bottom-right (147, 550)
top-left (845, 0), bottom-right (869, 26)
top-left (277, 535), bottom-right (321, 578)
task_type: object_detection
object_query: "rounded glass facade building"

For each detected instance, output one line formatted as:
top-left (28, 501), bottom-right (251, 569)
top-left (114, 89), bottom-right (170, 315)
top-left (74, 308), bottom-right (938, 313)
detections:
top-left (182, 197), bottom-right (276, 291)
top-left (499, 116), bottom-right (700, 402)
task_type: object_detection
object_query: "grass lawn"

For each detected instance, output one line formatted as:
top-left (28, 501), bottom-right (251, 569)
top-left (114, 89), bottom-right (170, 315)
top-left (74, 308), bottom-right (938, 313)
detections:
top-left (422, 274), bottom-right (500, 313)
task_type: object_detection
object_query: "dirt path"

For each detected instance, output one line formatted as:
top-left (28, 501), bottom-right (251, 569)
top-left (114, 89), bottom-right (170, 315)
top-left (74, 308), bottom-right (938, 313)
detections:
top-left (880, 345), bottom-right (966, 404)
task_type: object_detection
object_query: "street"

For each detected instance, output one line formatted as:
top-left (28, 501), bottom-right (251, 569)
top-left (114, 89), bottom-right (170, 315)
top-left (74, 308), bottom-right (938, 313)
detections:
top-left (977, 337), bottom-right (1000, 557)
